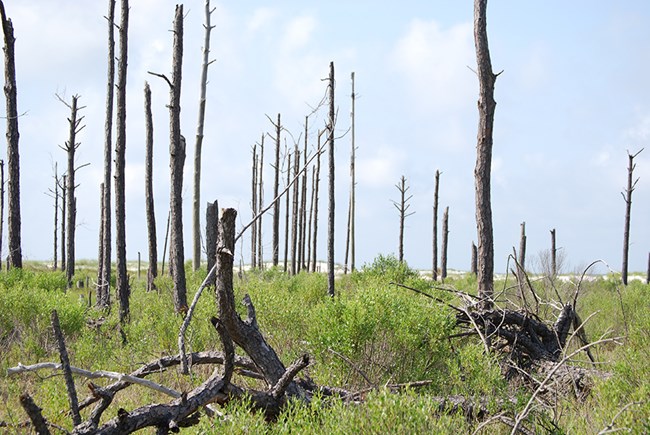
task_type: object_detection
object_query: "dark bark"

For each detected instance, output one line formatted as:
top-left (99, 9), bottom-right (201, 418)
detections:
top-left (19, 394), bottom-right (50, 435)
top-left (61, 175), bottom-right (66, 272)
top-left (473, 0), bottom-right (498, 309)
top-left (144, 82), bottom-right (157, 292)
top-left (168, 5), bottom-right (187, 313)
top-left (257, 135), bottom-right (264, 269)
top-left (311, 132), bottom-right (323, 272)
top-left (471, 241), bottom-right (477, 276)
top-left (646, 252), bottom-right (650, 285)
top-left (1, 1), bottom-right (21, 269)
top-left (96, 183), bottom-right (104, 296)
top-left (307, 165), bottom-right (315, 272)
top-left (115, 0), bottom-right (129, 323)
top-left (283, 153), bottom-right (291, 272)
top-left (432, 170), bottom-right (440, 281)
top-left (0, 159), bottom-right (4, 271)
top-left (99, 0), bottom-right (116, 307)
top-left (298, 118), bottom-right (307, 272)
top-left (518, 221), bottom-right (526, 274)
top-left (621, 149), bottom-right (642, 285)
top-left (392, 175), bottom-right (413, 264)
top-left (205, 200), bottom-right (218, 286)
top-left (51, 310), bottom-right (81, 426)
top-left (550, 228), bottom-right (557, 278)
top-left (441, 206), bottom-right (449, 281)
top-left (291, 147), bottom-right (300, 275)
top-left (51, 163), bottom-right (57, 271)
top-left (327, 61), bottom-right (335, 296)
top-left (272, 113), bottom-right (281, 266)
top-left (64, 94), bottom-right (82, 289)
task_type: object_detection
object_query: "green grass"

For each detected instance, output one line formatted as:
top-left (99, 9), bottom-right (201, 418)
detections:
top-left (1, 257), bottom-right (649, 433)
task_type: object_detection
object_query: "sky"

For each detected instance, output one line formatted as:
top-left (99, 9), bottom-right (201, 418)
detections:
top-left (3, 1), bottom-right (650, 275)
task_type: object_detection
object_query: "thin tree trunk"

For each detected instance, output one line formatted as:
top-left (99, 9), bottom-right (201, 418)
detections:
top-left (283, 152), bottom-right (291, 273)
top-left (251, 145), bottom-right (257, 269)
top-left (272, 113), bottom-right (281, 266)
top-left (64, 95), bottom-right (82, 289)
top-left (52, 163), bottom-right (57, 271)
top-left (646, 252), bottom-right (649, 285)
top-left (298, 118), bottom-right (307, 272)
top-left (518, 221), bottom-right (526, 274)
top-left (169, 4), bottom-right (187, 313)
top-left (0, 1), bottom-right (22, 269)
top-left (393, 175), bottom-right (413, 264)
top-left (192, 0), bottom-right (215, 272)
top-left (114, 0), bottom-right (130, 323)
top-left (432, 169), bottom-right (440, 281)
top-left (621, 149), bottom-right (643, 285)
top-left (0, 159), bottom-right (4, 271)
top-left (327, 61), bottom-right (335, 296)
top-left (471, 241), bottom-right (477, 276)
top-left (99, 0), bottom-right (116, 308)
top-left (311, 131), bottom-right (323, 273)
top-left (550, 228), bottom-right (557, 278)
top-left (161, 211), bottom-right (170, 276)
top-left (206, 200), bottom-right (218, 286)
top-left (144, 82), bottom-right (157, 292)
top-left (291, 147), bottom-right (300, 275)
top-left (473, 0), bottom-right (498, 309)
top-left (307, 165), bottom-right (315, 273)
top-left (96, 183), bottom-right (104, 297)
top-left (257, 135), bottom-right (264, 270)
top-left (61, 175), bottom-right (66, 272)
top-left (350, 71), bottom-right (356, 273)
top-left (441, 206), bottom-right (449, 281)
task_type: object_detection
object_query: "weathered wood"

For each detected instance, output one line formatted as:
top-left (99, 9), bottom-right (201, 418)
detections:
top-left (621, 148), bottom-right (643, 285)
top-left (144, 82), bottom-right (158, 292)
top-left (205, 200), bottom-right (218, 285)
top-left (19, 393), bottom-right (50, 435)
top-left (51, 310), bottom-right (81, 426)
top-left (432, 169), bottom-right (440, 281)
top-left (272, 113), bottom-right (281, 266)
top-left (327, 61), bottom-right (335, 296)
top-left (441, 206), bottom-right (449, 281)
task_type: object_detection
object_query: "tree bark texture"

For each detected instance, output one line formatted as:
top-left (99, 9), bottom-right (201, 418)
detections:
top-left (621, 149), bottom-right (642, 285)
top-left (1, 2), bottom-right (22, 269)
top-left (251, 146), bottom-right (258, 269)
top-left (114, 0), bottom-right (129, 323)
top-left (169, 4), bottom-right (187, 313)
top-left (0, 159), bottom-right (4, 271)
top-left (96, 183), bottom-right (104, 298)
top-left (327, 61), bottom-right (335, 296)
top-left (441, 206), bottom-right (449, 281)
top-left (471, 241), bottom-right (477, 276)
top-left (393, 175), bottom-right (413, 264)
top-left (518, 221), bottom-right (526, 274)
top-left (432, 169), bottom-right (440, 281)
top-left (144, 82), bottom-right (158, 292)
top-left (205, 200), bottom-right (218, 285)
top-left (61, 175), bottom-right (66, 272)
top-left (65, 94), bottom-right (82, 289)
top-left (550, 228), bottom-right (557, 278)
top-left (291, 147), bottom-right (299, 275)
top-left (283, 153), bottom-right (291, 272)
top-left (99, 0), bottom-right (116, 307)
top-left (473, 0), bottom-right (497, 309)
top-left (257, 135), bottom-right (264, 269)
top-left (51, 310), bottom-right (81, 426)
top-left (311, 132), bottom-right (322, 273)
top-left (192, 0), bottom-right (215, 272)
top-left (272, 113), bottom-right (281, 266)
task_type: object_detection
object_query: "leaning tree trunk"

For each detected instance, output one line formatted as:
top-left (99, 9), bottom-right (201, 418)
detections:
top-left (621, 149), bottom-right (643, 285)
top-left (98, 0), bottom-right (116, 308)
top-left (114, 0), bottom-right (130, 323)
top-left (192, 0), bottom-right (215, 272)
top-left (327, 61), bottom-right (335, 296)
top-left (432, 169), bottom-right (440, 281)
top-left (144, 82), bottom-right (158, 292)
top-left (272, 113), bottom-right (281, 266)
top-left (1, 1), bottom-right (21, 269)
top-left (473, 0), bottom-right (498, 310)
top-left (169, 5), bottom-right (187, 313)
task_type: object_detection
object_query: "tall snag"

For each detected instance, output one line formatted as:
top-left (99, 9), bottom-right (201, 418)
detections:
top-left (473, 0), bottom-right (499, 309)
top-left (392, 175), bottom-right (414, 264)
top-left (327, 61), bottom-right (335, 296)
top-left (432, 169), bottom-right (440, 281)
top-left (144, 82), bottom-right (158, 292)
top-left (0, 1), bottom-right (22, 269)
top-left (0, 159), bottom-right (4, 270)
top-left (621, 148), bottom-right (643, 285)
top-left (441, 206), bottom-right (449, 281)
top-left (272, 113), bottom-right (281, 266)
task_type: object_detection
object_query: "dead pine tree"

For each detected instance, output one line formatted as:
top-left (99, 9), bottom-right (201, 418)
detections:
top-left (471, 241), bottom-right (477, 276)
top-left (0, 159), bottom-right (4, 271)
top-left (344, 71), bottom-right (357, 274)
top-left (61, 175), bottom-right (66, 272)
top-left (392, 175), bottom-right (414, 264)
top-left (57, 94), bottom-right (86, 289)
top-left (271, 113), bottom-right (281, 266)
top-left (621, 148), bottom-right (643, 285)
top-left (283, 151), bottom-right (291, 273)
top-left (257, 134), bottom-right (264, 270)
top-left (441, 206), bottom-right (450, 281)
top-left (192, 0), bottom-right (216, 272)
top-left (290, 145), bottom-right (300, 275)
top-left (327, 61), bottom-right (336, 296)
top-left (307, 165), bottom-right (316, 272)
top-left (114, 0), bottom-right (130, 324)
top-left (473, 0), bottom-right (500, 309)
top-left (311, 130), bottom-right (325, 272)
top-left (49, 163), bottom-right (58, 271)
top-left (550, 228), bottom-right (557, 278)
top-left (250, 144), bottom-right (258, 269)
top-left (144, 82), bottom-right (158, 292)
top-left (432, 169), bottom-right (441, 281)
top-left (98, 0), bottom-right (116, 308)
top-left (298, 118), bottom-right (308, 272)
top-left (205, 199), bottom-right (218, 285)
top-left (1, 1), bottom-right (22, 269)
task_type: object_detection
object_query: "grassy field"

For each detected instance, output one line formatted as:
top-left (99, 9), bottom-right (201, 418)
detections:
top-left (1, 256), bottom-right (648, 433)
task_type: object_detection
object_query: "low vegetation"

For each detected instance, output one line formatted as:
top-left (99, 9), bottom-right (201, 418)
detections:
top-left (1, 256), bottom-right (648, 433)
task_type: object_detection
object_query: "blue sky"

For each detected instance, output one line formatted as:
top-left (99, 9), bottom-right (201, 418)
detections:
top-left (4, 1), bottom-right (650, 274)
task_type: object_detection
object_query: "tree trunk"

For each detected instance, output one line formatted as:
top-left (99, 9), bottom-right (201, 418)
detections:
top-left (96, 183), bottom-right (104, 297)
top-left (291, 147), bottom-right (299, 275)
top-left (205, 200), bottom-right (218, 286)
top-left (298, 118), bottom-right (308, 272)
top-left (471, 241), bottom-right (477, 276)
top-left (0, 1), bottom-right (22, 269)
top-left (441, 206), bottom-right (449, 281)
top-left (272, 114), bottom-right (281, 266)
top-left (99, 0), bottom-right (116, 307)
top-left (311, 132), bottom-right (323, 273)
top-left (432, 169), bottom-right (440, 281)
top-left (283, 152), bottom-right (291, 273)
top-left (350, 71), bottom-right (356, 272)
top-left (473, 0), bottom-right (498, 310)
top-left (192, 0), bottom-right (215, 272)
top-left (518, 221), bottom-right (526, 274)
top-left (169, 4), bottom-right (187, 313)
top-left (0, 159), bottom-right (4, 271)
top-left (550, 228), bottom-right (557, 278)
top-left (257, 135), bottom-right (264, 270)
top-left (64, 94), bottom-right (82, 289)
top-left (621, 149), bottom-right (643, 285)
top-left (114, 0), bottom-right (130, 323)
top-left (251, 145), bottom-right (258, 269)
top-left (393, 175), bottom-right (413, 264)
top-left (327, 61), bottom-right (335, 296)
top-left (51, 163), bottom-right (57, 271)
top-left (307, 165), bottom-right (315, 273)
top-left (61, 175), bottom-right (66, 272)
top-left (144, 82), bottom-right (158, 292)
top-left (646, 252), bottom-right (649, 285)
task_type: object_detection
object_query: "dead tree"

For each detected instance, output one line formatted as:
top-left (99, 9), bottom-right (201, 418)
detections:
top-left (432, 169), bottom-right (440, 281)
top-left (519, 221), bottom-right (526, 273)
top-left (327, 61), bottom-right (335, 296)
top-left (192, 0), bottom-right (215, 272)
top-left (0, 159), bottom-right (4, 270)
top-left (311, 131), bottom-right (324, 272)
top-left (471, 241), bottom-right (477, 276)
top-left (298, 118), bottom-right (308, 272)
top-left (473, 0), bottom-right (499, 309)
top-left (114, 0), bottom-right (130, 323)
top-left (550, 228), bottom-right (557, 278)
top-left (98, 0), bottom-right (116, 307)
top-left (257, 135), bottom-right (264, 270)
top-left (441, 206), bottom-right (449, 281)
top-left (48, 163), bottom-right (58, 271)
top-left (1, 1), bottom-right (22, 269)
top-left (205, 200), bottom-right (218, 285)
top-left (144, 82), bottom-right (157, 292)
top-left (96, 183), bottom-right (104, 290)
top-left (250, 145), bottom-right (258, 269)
top-left (621, 148), bottom-right (643, 285)
top-left (646, 252), bottom-right (650, 285)
top-left (392, 175), bottom-right (414, 264)
top-left (291, 146), bottom-right (300, 275)
top-left (271, 113), bottom-right (281, 266)
top-left (347, 72), bottom-right (357, 273)
top-left (58, 94), bottom-right (86, 289)
top-left (283, 152), bottom-right (291, 273)
top-left (61, 175), bottom-right (66, 272)
top-left (307, 165), bottom-right (315, 272)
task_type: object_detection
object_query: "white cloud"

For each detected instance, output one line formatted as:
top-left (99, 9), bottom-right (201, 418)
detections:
top-left (248, 7), bottom-right (277, 34)
top-left (625, 113), bottom-right (650, 141)
top-left (281, 15), bottom-right (317, 53)
top-left (358, 147), bottom-right (405, 188)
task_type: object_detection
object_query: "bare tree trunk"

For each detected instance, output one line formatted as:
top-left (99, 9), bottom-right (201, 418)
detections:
top-left (99, 0), bottom-right (116, 307)
top-left (114, 0), bottom-right (130, 323)
top-left (518, 221), bottom-right (526, 274)
top-left (61, 175), bottom-right (66, 272)
top-left (206, 200), bottom-right (218, 286)
top-left (283, 152), bottom-right (291, 273)
top-left (311, 131), bottom-right (323, 273)
top-left (473, 0), bottom-right (498, 310)
top-left (96, 183), bottom-right (104, 296)
top-left (192, 0), bottom-right (215, 272)
top-left (327, 61), bottom-right (335, 296)
top-left (432, 169), bottom-right (440, 281)
top-left (0, 159), bottom-right (4, 271)
top-left (250, 145), bottom-right (257, 269)
top-left (0, 1), bottom-right (22, 269)
top-left (64, 94), bottom-right (83, 289)
top-left (144, 82), bottom-right (157, 292)
top-left (471, 241), bottom-right (477, 276)
top-left (257, 135), bottom-right (264, 270)
top-left (168, 5), bottom-right (187, 313)
top-left (350, 72), bottom-right (356, 273)
top-left (550, 228), bottom-right (557, 278)
top-left (393, 175), bottom-right (413, 264)
top-left (441, 206), bottom-right (449, 281)
top-left (51, 163), bottom-right (57, 271)
top-left (307, 165), bottom-right (315, 272)
top-left (621, 149), bottom-right (643, 285)
top-left (161, 211), bottom-right (170, 276)
top-left (272, 113), bottom-right (281, 266)
top-left (298, 118), bottom-right (308, 272)
top-left (646, 252), bottom-right (649, 285)
top-left (291, 147), bottom-right (300, 275)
